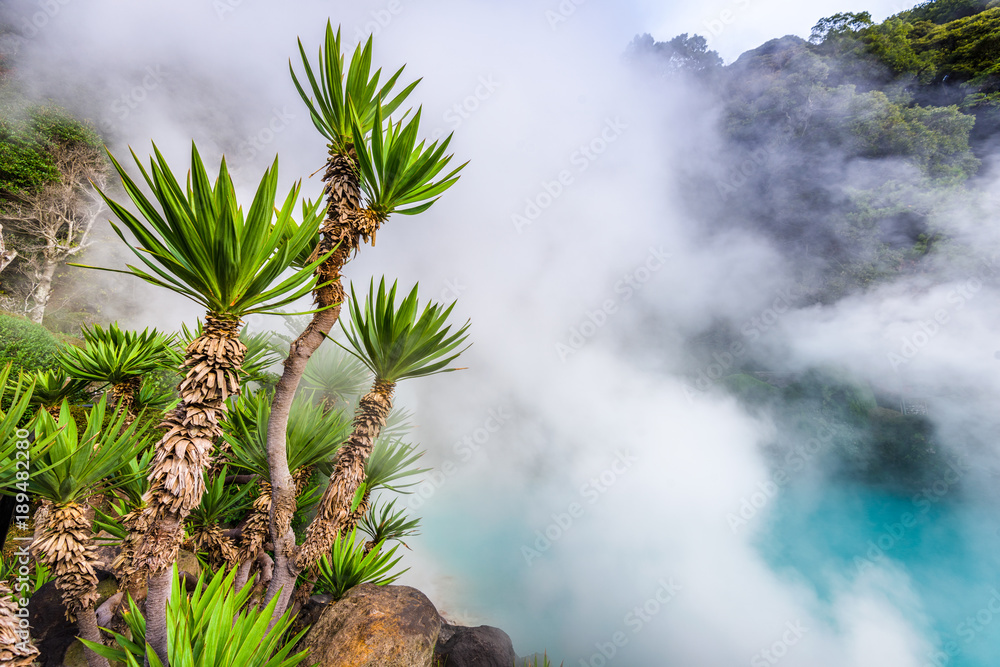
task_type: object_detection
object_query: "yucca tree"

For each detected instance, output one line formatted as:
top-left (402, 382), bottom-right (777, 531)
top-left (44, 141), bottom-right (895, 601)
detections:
top-left (28, 397), bottom-right (153, 667)
top-left (84, 142), bottom-right (328, 665)
top-left (266, 25), bottom-right (465, 622)
top-left (0, 364), bottom-right (47, 667)
top-left (265, 278), bottom-right (469, 616)
top-left (59, 323), bottom-right (180, 417)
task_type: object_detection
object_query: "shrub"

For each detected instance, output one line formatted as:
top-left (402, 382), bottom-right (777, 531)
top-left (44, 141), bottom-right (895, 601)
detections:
top-left (0, 313), bottom-right (61, 375)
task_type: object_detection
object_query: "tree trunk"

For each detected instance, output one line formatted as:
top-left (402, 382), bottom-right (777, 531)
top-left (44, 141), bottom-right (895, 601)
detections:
top-left (27, 257), bottom-right (57, 324)
top-left (264, 150), bottom-right (361, 621)
top-left (76, 606), bottom-right (111, 667)
top-left (126, 314), bottom-right (246, 665)
top-left (144, 568), bottom-right (172, 667)
top-left (273, 380), bottom-right (394, 616)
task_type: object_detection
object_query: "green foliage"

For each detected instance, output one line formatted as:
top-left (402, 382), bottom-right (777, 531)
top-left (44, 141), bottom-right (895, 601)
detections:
top-left (290, 21), bottom-right (420, 151)
top-left (900, 0), bottom-right (998, 25)
top-left (88, 142), bottom-right (328, 317)
top-left (352, 104), bottom-right (466, 219)
top-left (810, 11), bottom-right (874, 43)
top-left (301, 342), bottom-right (371, 408)
top-left (0, 313), bottom-right (61, 376)
top-left (58, 322), bottom-right (180, 387)
top-left (338, 278), bottom-right (471, 383)
top-left (358, 496), bottom-right (420, 547)
top-left (187, 466), bottom-right (253, 535)
top-left (0, 94), bottom-right (101, 196)
top-left (27, 396), bottom-right (153, 504)
top-left (223, 389), bottom-right (351, 480)
top-left (314, 528), bottom-right (407, 600)
top-left (0, 554), bottom-right (51, 596)
top-left (363, 436), bottom-right (428, 493)
top-left (847, 92), bottom-right (979, 179)
top-left (28, 106), bottom-right (102, 149)
top-left (84, 566), bottom-right (309, 667)
top-left (0, 364), bottom-right (55, 487)
top-left (26, 368), bottom-right (91, 408)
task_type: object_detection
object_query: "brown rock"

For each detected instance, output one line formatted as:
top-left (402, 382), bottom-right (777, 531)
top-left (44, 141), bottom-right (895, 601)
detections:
top-left (299, 584), bottom-right (441, 667)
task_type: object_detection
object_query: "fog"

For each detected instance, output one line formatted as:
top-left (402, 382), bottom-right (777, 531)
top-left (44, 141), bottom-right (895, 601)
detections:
top-left (4, 0), bottom-right (1000, 664)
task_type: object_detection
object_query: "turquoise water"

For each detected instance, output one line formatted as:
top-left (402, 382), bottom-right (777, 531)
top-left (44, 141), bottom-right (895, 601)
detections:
top-left (757, 479), bottom-right (1000, 667)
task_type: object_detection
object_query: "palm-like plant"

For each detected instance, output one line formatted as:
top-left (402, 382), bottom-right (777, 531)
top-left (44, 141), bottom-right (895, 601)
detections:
top-left (27, 368), bottom-right (91, 411)
top-left (313, 528), bottom-right (407, 601)
top-left (358, 497), bottom-right (420, 554)
top-left (0, 364), bottom-right (45, 667)
top-left (83, 567), bottom-right (309, 667)
top-left (28, 397), bottom-right (153, 667)
top-left (265, 29), bottom-right (465, 621)
top-left (59, 323), bottom-right (179, 416)
top-left (185, 467), bottom-right (251, 569)
top-left (83, 141), bottom-right (328, 663)
top-left (264, 278), bottom-right (468, 614)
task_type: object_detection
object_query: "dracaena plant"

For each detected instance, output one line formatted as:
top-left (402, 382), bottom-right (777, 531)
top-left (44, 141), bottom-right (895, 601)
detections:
top-left (265, 278), bottom-right (469, 615)
top-left (290, 22), bottom-right (419, 153)
top-left (350, 105), bottom-right (466, 242)
top-left (58, 323), bottom-right (179, 415)
top-left (26, 368), bottom-right (91, 410)
top-left (28, 397), bottom-right (153, 667)
top-left (81, 141), bottom-right (331, 664)
top-left (313, 527), bottom-right (407, 601)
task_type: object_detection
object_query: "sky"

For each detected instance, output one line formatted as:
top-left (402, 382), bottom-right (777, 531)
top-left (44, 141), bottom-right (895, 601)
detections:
top-left (4, 0), bottom-right (1000, 665)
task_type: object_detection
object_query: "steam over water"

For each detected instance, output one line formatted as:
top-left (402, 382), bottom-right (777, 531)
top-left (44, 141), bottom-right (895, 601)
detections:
top-left (4, 0), bottom-right (1000, 664)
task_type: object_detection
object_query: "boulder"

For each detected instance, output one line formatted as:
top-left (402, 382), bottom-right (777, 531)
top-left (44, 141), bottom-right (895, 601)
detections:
top-left (28, 569), bottom-right (117, 667)
top-left (299, 584), bottom-right (441, 667)
top-left (434, 623), bottom-right (517, 667)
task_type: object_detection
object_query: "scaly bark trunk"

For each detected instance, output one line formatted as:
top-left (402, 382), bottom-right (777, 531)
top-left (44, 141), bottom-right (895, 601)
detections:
top-left (0, 583), bottom-right (39, 667)
top-left (109, 376), bottom-right (142, 422)
top-left (126, 313), bottom-right (246, 666)
top-left (294, 381), bottom-right (394, 569)
top-left (27, 257), bottom-right (57, 324)
top-left (264, 150), bottom-right (361, 619)
top-left (30, 502), bottom-right (108, 667)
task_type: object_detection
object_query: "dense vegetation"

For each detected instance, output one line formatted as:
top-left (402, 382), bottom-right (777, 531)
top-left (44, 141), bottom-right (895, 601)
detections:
top-left (627, 0), bottom-right (1000, 491)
